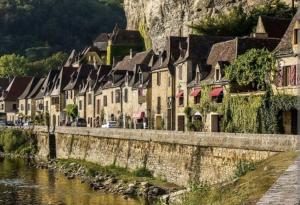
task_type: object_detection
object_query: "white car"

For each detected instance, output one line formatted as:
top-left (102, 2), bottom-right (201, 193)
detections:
top-left (101, 121), bottom-right (118, 128)
top-left (23, 121), bottom-right (34, 127)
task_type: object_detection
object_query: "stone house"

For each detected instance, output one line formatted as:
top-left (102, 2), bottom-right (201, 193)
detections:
top-left (151, 36), bottom-right (187, 130)
top-left (63, 64), bottom-right (94, 123)
top-left (106, 25), bottom-right (145, 65)
top-left (173, 35), bottom-right (232, 131)
top-left (272, 9), bottom-right (300, 134)
top-left (18, 77), bottom-right (44, 122)
top-left (48, 67), bottom-right (75, 127)
top-left (0, 76), bottom-right (32, 122)
top-left (34, 69), bottom-right (60, 119)
top-left (0, 78), bottom-right (10, 120)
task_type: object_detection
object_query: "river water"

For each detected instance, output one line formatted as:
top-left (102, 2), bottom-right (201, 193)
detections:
top-left (0, 157), bottom-right (143, 205)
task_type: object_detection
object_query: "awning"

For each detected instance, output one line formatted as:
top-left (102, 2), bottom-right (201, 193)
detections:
top-left (133, 112), bottom-right (145, 119)
top-left (210, 87), bottom-right (223, 97)
top-left (190, 88), bottom-right (201, 96)
top-left (176, 91), bottom-right (184, 98)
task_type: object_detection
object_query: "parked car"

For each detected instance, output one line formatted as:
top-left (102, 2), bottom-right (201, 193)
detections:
top-left (23, 121), bottom-right (34, 127)
top-left (101, 121), bottom-right (118, 128)
top-left (6, 121), bottom-right (15, 126)
top-left (0, 120), bottom-right (6, 126)
top-left (72, 118), bottom-right (87, 127)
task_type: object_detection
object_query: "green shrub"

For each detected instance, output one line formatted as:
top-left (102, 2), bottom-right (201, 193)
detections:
top-left (234, 160), bottom-right (256, 179)
top-left (133, 167), bottom-right (153, 178)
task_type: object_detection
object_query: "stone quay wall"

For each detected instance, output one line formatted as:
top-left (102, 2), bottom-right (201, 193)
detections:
top-left (34, 126), bottom-right (299, 186)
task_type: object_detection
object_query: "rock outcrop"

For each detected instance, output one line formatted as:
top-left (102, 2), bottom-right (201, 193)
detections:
top-left (124, 0), bottom-right (291, 51)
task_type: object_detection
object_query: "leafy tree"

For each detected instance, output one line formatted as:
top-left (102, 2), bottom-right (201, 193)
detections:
top-left (225, 49), bottom-right (276, 91)
top-left (190, 0), bottom-right (293, 36)
top-left (66, 104), bottom-right (79, 121)
top-left (0, 54), bottom-right (28, 79)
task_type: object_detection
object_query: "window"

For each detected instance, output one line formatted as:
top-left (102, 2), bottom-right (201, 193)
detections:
top-left (39, 103), bottom-right (43, 110)
top-left (65, 91), bottom-right (68, 99)
top-left (294, 29), bottom-right (300, 44)
top-left (124, 89), bottom-right (128, 103)
top-left (215, 68), bottom-right (220, 81)
top-left (196, 71), bottom-right (200, 83)
top-left (27, 103), bottom-right (30, 111)
top-left (139, 72), bottom-right (143, 85)
top-left (12, 104), bottom-right (17, 110)
top-left (1, 104), bottom-right (4, 110)
top-left (157, 72), bottom-right (161, 86)
top-left (111, 91), bottom-right (114, 103)
top-left (168, 76), bottom-right (171, 87)
top-left (125, 72), bottom-right (129, 84)
top-left (51, 97), bottom-right (59, 105)
top-left (79, 100), bottom-right (82, 110)
top-left (179, 65), bottom-right (183, 80)
top-left (21, 104), bottom-right (24, 111)
top-left (88, 93), bottom-right (92, 105)
top-left (115, 90), bottom-right (121, 103)
top-left (103, 96), bottom-right (107, 107)
top-left (283, 66), bottom-right (291, 86)
top-left (157, 97), bottom-right (161, 114)
top-left (179, 95), bottom-right (184, 106)
top-left (194, 95), bottom-right (201, 104)
top-left (97, 99), bottom-right (100, 114)
top-left (70, 91), bottom-right (73, 99)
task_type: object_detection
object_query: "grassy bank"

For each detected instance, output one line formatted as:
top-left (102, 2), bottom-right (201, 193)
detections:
top-left (0, 128), bottom-right (37, 154)
top-left (181, 151), bottom-right (298, 205)
top-left (57, 158), bottom-right (179, 189)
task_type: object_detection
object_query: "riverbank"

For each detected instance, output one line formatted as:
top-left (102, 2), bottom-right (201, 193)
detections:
top-left (0, 152), bottom-right (181, 204)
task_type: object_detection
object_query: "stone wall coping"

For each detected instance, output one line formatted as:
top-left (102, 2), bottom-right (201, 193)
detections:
top-left (34, 126), bottom-right (300, 152)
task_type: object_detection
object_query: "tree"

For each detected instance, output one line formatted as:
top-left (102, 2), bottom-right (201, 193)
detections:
top-left (225, 49), bottom-right (276, 91)
top-left (0, 54), bottom-right (28, 79)
top-left (66, 104), bottom-right (79, 121)
top-left (190, 0), bottom-right (293, 37)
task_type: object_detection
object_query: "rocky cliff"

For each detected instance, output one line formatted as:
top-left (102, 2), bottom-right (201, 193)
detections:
top-left (124, 0), bottom-right (290, 51)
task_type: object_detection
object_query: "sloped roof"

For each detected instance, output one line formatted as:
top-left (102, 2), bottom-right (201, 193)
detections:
top-left (274, 8), bottom-right (300, 56)
top-left (259, 16), bottom-right (291, 38)
top-left (176, 35), bottom-right (234, 65)
top-left (113, 50), bottom-right (154, 72)
top-left (1, 76), bottom-right (33, 101)
top-left (35, 69), bottom-right (60, 99)
top-left (110, 25), bottom-right (144, 46)
top-left (152, 36), bottom-right (187, 71)
top-left (27, 78), bottom-right (45, 99)
top-left (64, 64), bottom-right (94, 91)
top-left (94, 33), bottom-right (110, 42)
top-left (18, 77), bottom-right (42, 99)
top-left (51, 67), bottom-right (75, 96)
top-left (207, 37), bottom-right (280, 67)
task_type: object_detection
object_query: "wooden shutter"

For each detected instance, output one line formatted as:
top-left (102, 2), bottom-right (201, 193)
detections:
top-left (290, 65), bottom-right (296, 86)
top-left (277, 67), bottom-right (283, 87)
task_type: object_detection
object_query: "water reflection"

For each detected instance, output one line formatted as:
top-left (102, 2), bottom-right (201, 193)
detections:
top-left (0, 157), bottom-right (142, 205)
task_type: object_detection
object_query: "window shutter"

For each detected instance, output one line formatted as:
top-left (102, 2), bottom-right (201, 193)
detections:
top-left (297, 65), bottom-right (300, 85)
top-left (290, 65), bottom-right (297, 86)
top-left (277, 67), bottom-right (283, 87)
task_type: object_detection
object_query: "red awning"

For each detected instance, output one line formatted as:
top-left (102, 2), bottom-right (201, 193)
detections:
top-left (210, 87), bottom-right (223, 97)
top-left (190, 88), bottom-right (201, 96)
top-left (133, 112), bottom-right (145, 119)
top-left (176, 91), bottom-right (184, 98)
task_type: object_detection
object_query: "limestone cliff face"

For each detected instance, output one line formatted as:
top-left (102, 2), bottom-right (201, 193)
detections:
top-left (124, 0), bottom-right (290, 51)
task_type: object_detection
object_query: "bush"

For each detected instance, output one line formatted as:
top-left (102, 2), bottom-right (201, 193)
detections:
top-left (133, 167), bottom-right (153, 178)
top-left (234, 160), bottom-right (256, 179)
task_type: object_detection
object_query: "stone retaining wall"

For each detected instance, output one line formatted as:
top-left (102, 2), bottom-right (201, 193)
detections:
top-left (34, 126), bottom-right (299, 186)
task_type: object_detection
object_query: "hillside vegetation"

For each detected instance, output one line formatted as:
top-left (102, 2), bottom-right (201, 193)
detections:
top-left (0, 0), bottom-right (125, 58)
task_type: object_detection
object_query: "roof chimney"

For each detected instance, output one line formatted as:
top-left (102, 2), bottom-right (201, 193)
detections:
top-left (112, 57), bottom-right (116, 67)
top-left (130, 49), bottom-right (133, 59)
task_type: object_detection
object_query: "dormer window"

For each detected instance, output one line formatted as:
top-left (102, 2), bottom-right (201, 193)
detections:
top-left (294, 29), bottom-right (300, 44)
top-left (125, 72), bottom-right (129, 85)
top-left (215, 68), bottom-right (221, 81)
top-left (139, 72), bottom-right (143, 85)
top-left (196, 71), bottom-right (200, 83)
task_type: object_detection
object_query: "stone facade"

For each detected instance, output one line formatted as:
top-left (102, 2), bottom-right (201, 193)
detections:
top-left (35, 126), bottom-right (299, 187)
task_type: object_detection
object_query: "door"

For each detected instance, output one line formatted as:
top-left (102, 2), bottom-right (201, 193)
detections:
top-left (177, 115), bottom-right (185, 131)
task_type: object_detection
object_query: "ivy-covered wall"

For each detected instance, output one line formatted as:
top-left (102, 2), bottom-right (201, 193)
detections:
top-left (221, 91), bottom-right (299, 134)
